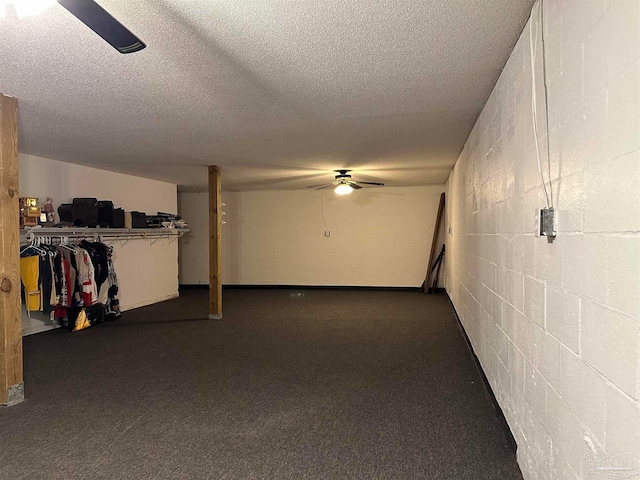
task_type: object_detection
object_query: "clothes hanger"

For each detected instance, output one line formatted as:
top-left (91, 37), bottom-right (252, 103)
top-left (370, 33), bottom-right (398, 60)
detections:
top-left (31, 237), bottom-right (48, 256)
top-left (58, 236), bottom-right (77, 253)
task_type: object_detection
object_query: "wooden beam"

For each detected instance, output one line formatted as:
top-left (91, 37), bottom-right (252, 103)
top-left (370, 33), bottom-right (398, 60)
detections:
top-left (421, 192), bottom-right (445, 294)
top-left (0, 94), bottom-right (23, 406)
top-left (208, 166), bottom-right (222, 319)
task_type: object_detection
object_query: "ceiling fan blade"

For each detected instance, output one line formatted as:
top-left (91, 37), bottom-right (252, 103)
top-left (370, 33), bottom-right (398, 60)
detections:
top-left (314, 184), bottom-right (336, 190)
top-left (349, 183), bottom-right (363, 189)
top-left (356, 181), bottom-right (385, 186)
top-left (307, 183), bottom-right (333, 189)
top-left (58, 0), bottom-right (146, 54)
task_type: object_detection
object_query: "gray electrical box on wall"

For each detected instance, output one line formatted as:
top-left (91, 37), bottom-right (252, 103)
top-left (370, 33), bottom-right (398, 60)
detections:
top-left (539, 207), bottom-right (557, 239)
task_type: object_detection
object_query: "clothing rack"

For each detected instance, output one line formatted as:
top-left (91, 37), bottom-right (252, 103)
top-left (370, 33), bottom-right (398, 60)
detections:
top-left (21, 227), bottom-right (188, 248)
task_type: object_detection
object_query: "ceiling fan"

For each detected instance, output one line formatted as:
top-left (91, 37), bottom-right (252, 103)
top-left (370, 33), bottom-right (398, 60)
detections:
top-left (307, 170), bottom-right (384, 195)
top-left (2, 0), bottom-right (146, 54)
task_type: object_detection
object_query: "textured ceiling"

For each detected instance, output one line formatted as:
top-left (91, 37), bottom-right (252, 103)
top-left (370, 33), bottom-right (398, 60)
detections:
top-left (0, 0), bottom-right (534, 190)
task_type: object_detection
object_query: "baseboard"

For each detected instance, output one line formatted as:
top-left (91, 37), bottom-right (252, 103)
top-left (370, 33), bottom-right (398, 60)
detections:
top-left (22, 323), bottom-right (61, 337)
top-left (180, 284), bottom-right (421, 292)
top-left (120, 292), bottom-right (179, 312)
top-left (445, 292), bottom-right (518, 454)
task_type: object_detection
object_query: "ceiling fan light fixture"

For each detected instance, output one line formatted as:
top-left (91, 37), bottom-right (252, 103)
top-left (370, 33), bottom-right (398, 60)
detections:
top-left (335, 183), bottom-right (353, 195)
top-left (10, 0), bottom-right (57, 18)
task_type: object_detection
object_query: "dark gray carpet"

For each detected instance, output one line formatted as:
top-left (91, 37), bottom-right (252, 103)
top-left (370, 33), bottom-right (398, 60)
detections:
top-left (0, 289), bottom-right (522, 480)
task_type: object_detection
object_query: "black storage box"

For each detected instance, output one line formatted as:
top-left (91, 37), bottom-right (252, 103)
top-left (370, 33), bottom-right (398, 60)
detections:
top-left (58, 204), bottom-right (73, 224)
top-left (97, 200), bottom-right (114, 227)
top-left (112, 208), bottom-right (125, 228)
top-left (130, 211), bottom-right (147, 229)
top-left (71, 198), bottom-right (98, 226)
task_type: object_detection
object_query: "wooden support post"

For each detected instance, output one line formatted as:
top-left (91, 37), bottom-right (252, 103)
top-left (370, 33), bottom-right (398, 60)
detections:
top-left (0, 94), bottom-right (24, 406)
top-left (208, 166), bottom-right (222, 319)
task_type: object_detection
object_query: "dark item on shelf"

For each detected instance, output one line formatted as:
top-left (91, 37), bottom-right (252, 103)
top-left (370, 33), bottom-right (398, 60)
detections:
top-left (130, 211), bottom-right (147, 229)
top-left (97, 200), bottom-right (114, 227)
top-left (112, 208), bottom-right (125, 228)
top-left (146, 212), bottom-right (181, 228)
top-left (71, 197), bottom-right (99, 226)
top-left (97, 201), bottom-right (125, 228)
top-left (58, 204), bottom-right (74, 224)
top-left (73, 197), bottom-right (98, 205)
top-left (157, 212), bottom-right (181, 220)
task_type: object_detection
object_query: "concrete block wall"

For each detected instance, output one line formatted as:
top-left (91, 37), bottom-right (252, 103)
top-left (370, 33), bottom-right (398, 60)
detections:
top-left (445, 1), bottom-right (639, 479)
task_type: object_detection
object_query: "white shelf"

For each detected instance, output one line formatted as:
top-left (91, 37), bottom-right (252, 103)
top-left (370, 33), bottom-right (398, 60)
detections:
top-left (21, 227), bottom-right (188, 246)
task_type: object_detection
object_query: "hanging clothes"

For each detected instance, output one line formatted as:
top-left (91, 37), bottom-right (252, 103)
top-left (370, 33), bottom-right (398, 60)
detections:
top-left (60, 248), bottom-right (77, 299)
top-left (20, 236), bottom-right (122, 331)
top-left (79, 241), bottom-right (107, 284)
top-left (20, 255), bottom-right (41, 312)
top-left (105, 246), bottom-right (121, 320)
top-left (75, 246), bottom-right (98, 307)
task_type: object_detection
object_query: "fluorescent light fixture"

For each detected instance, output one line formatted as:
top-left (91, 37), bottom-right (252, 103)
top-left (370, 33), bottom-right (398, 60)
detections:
top-left (4, 0), bottom-right (57, 18)
top-left (335, 183), bottom-right (353, 195)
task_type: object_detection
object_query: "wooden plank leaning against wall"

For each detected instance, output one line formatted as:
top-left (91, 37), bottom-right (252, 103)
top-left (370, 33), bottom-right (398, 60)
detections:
top-left (421, 192), bottom-right (445, 293)
top-left (0, 94), bottom-right (24, 406)
top-left (209, 166), bottom-right (222, 319)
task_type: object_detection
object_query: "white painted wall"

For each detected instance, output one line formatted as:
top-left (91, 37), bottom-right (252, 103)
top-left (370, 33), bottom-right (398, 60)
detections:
top-left (19, 154), bottom-right (179, 335)
top-left (445, 1), bottom-right (639, 479)
top-left (179, 186), bottom-right (444, 287)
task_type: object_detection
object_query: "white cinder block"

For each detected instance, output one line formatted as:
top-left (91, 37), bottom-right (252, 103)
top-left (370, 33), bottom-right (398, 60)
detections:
top-left (584, 150), bottom-right (640, 233)
top-left (554, 171), bottom-right (583, 233)
top-left (606, 61), bottom-right (640, 161)
top-left (532, 325), bottom-right (562, 388)
top-left (522, 234), bottom-right (535, 277)
top-left (583, 1), bottom-right (640, 101)
top-left (505, 234), bottom-right (525, 273)
top-left (533, 233), bottom-right (563, 286)
top-left (561, 235), bottom-right (586, 295)
top-left (503, 302), bottom-right (518, 342)
top-left (606, 235), bottom-right (640, 318)
top-left (515, 308), bottom-right (535, 360)
top-left (560, 346), bottom-right (607, 441)
top-left (505, 194), bottom-right (525, 234)
top-left (524, 185), bottom-right (546, 235)
top-left (560, 0), bottom-right (607, 51)
top-left (525, 361), bottom-right (547, 420)
top-left (545, 386), bottom-right (584, 476)
top-left (507, 269), bottom-right (525, 312)
top-left (562, 234), bottom-right (607, 300)
top-left (559, 91), bottom-right (608, 175)
top-left (509, 338), bottom-right (526, 395)
top-left (496, 327), bottom-right (510, 368)
top-left (545, 284), bottom-right (580, 353)
top-left (524, 276), bottom-right (546, 327)
top-left (491, 290), bottom-right (504, 328)
top-left (604, 384), bottom-right (640, 466)
top-left (550, 450), bottom-right (580, 480)
top-left (496, 265), bottom-right (508, 300)
top-left (524, 400), bottom-right (553, 468)
top-left (581, 300), bottom-right (639, 399)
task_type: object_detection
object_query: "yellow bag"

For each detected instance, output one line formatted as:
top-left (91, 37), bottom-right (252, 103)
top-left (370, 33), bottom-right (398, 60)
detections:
top-left (72, 309), bottom-right (91, 332)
